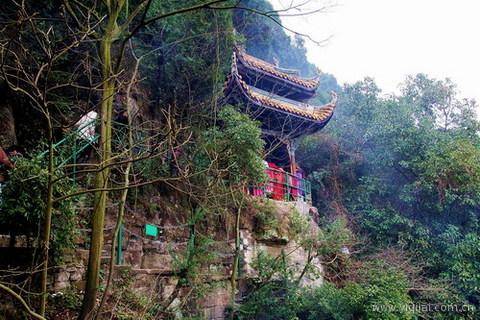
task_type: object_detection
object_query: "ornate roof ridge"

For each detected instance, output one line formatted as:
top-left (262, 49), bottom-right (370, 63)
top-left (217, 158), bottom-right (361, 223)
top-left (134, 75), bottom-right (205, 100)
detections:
top-left (235, 47), bottom-right (320, 90)
top-left (226, 53), bottom-right (335, 122)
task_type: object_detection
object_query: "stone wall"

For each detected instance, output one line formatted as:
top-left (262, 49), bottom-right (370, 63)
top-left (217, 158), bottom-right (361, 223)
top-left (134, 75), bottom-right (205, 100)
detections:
top-left (0, 199), bottom-right (322, 319)
top-left (0, 103), bottom-right (17, 148)
top-left (239, 200), bottom-right (323, 288)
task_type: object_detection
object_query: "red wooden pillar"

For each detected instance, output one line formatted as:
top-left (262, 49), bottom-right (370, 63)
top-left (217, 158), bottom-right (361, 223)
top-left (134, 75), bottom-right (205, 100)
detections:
top-left (286, 140), bottom-right (297, 200)
top-left (286, 140), bottom-right (297, 175)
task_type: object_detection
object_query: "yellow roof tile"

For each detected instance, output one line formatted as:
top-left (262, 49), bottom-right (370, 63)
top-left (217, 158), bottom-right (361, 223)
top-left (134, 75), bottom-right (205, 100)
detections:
top-left (237, 49), bottom-right (320, 90)
top-left (233, 71), bottom-right (335, 122)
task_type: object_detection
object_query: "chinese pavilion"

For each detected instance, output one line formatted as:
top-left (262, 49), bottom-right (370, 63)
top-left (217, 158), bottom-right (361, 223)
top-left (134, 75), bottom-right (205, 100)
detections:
top-left (223, 47), bottom-right (336, 202)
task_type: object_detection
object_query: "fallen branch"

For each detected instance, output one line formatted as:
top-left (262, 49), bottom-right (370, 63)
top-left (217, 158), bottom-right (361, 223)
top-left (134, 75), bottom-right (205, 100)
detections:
top-left (0, 283), bottom-right (47, 320)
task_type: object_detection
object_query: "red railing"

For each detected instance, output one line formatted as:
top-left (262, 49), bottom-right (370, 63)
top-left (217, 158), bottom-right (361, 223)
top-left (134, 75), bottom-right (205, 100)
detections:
top-left (249, 167), bottom-right (312, 204)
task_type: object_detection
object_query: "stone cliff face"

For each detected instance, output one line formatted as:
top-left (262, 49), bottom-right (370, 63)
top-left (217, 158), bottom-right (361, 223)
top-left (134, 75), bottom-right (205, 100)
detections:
top-left (50, 198), bottom-right (323, 319)
top-left (240, 200), bottom-right (323, 286)
top-left (0, 103), bottom-right (17, 148)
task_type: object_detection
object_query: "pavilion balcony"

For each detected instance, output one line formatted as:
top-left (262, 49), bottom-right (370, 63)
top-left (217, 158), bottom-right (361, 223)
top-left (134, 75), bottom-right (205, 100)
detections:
top-left (248, 167), bottom-right (312, 204)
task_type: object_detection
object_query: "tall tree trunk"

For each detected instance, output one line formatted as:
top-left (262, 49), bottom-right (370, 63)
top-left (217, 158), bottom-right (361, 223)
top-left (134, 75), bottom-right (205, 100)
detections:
top-left (79, 3), bottom-right (122, 317)
top-left (230, 204), bottom-right (241, 304)
top-left (94, 53), bottom-right (138, 320)
top-left (230, 191), bottom-right (245, 313)
top-left (39, 116), bottom-right (54, 316)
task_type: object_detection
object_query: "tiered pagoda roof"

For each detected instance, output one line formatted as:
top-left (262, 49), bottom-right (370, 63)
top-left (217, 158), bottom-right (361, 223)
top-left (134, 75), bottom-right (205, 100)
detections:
top-left (236, 48), bottom-right (320, 93)
top-left (224, 48), bottom-right (336, 138)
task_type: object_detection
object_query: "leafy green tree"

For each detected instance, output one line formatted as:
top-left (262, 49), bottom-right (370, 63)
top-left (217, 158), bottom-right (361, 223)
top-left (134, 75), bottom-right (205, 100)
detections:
top-left (138, 0), bottom-right (234, 108)
top-left (196, 105), bottom-right (266, 185)
top-left (233, 0), bottom-right (318, 76)
top-left (298, 74), bottom-right (480, 315)
top-left (0, 155), bottom-right (78, 261)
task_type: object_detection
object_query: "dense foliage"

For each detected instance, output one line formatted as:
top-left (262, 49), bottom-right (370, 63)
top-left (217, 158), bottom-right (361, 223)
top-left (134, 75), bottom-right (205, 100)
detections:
top-left (196, 105), bottom-right (266, 185)
top-left (0, 0), bottom-right (479, 318)
top-left (298, 74), bottom-right (480, 318)
top-left (233, 0), bottom-right (316, 76)
top-left (237, 262), bottom-right (415, 320)
top-left (235, 218), bottom-right (414, 320)
top-left (0, 155), bottom-right (79, 261)
top-left (138, 0), bottom-right (235, 109)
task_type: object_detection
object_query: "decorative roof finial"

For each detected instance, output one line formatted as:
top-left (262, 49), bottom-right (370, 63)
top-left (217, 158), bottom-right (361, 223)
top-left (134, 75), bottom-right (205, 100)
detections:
top-left (330, 91), bottom-right (338, 106)
top-left (273, 56), bottom-right (280, 67)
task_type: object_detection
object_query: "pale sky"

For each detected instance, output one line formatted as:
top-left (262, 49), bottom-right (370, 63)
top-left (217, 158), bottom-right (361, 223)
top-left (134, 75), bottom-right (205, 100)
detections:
top-left (271, 0), bottom-right (480, 103)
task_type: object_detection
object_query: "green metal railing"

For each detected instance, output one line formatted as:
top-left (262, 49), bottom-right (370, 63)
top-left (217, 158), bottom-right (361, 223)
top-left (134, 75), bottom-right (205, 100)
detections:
top-left (39, 119), bottom-right (99, 166)
top-left (31, 119), bottom-right (99, 188)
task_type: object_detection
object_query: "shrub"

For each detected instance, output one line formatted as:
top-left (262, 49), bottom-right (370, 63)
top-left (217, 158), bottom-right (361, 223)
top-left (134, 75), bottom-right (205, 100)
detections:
top-left (0, 155), bottom-right (79, 262)
top-left (289, 208), bottom-right (310, 241)
top-left (197, 105), bottom-right (266, 186)
top-left (252, 199), bottom-right (280, 237)
top-left (236, 250), bottom-right (414, 320)
top-left (316, 217), bottom-right (353, 257)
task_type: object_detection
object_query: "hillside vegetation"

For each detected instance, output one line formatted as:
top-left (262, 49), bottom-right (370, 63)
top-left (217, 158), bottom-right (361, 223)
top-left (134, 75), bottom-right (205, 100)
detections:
top-left (0, 0), bottom-right (479, 319)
